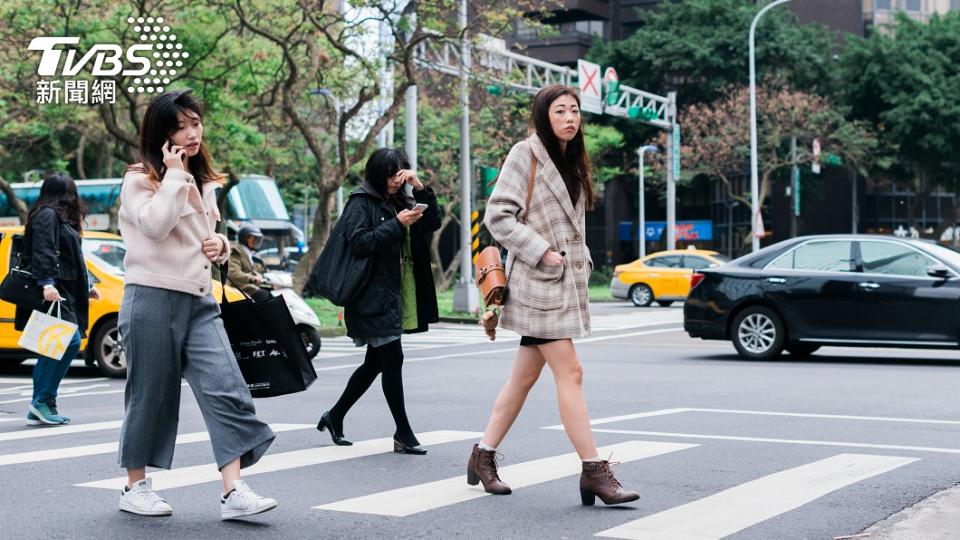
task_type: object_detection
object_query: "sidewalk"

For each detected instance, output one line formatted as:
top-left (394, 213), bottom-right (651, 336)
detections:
top-left (858, 484), bottom-right (960, 539)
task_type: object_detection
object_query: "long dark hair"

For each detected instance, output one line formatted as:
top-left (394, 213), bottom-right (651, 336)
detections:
top-left (27, 171), bottom-right (87, 233)
top-left (126, 89), bottom-right (224, 186)
top-left (364, 148), bottom-right (411, 212)
top-left (531, 85), bottom-right (594, 210)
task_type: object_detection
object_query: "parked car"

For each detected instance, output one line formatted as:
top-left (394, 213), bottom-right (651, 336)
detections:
top-left (684, 235), bottom-right (960, 360)
top-left (611, 249), bottom-right (730, 307)
top-left (0, 227), bottom-right (245, 377)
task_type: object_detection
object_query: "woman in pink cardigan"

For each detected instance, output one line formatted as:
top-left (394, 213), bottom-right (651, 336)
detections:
top-left (115, 89), bottom-right (277, 521)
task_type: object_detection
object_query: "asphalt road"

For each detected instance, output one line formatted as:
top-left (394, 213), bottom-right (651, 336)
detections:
top-left (2, 302), bottom-right (960, 539)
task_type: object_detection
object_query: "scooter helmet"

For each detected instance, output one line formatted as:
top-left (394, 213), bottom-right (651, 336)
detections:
top-left (238, 225), bottom-right (263, 249)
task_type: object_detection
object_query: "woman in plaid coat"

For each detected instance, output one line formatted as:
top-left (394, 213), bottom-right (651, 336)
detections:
top-left (467, 85), bottom-right (640, 507)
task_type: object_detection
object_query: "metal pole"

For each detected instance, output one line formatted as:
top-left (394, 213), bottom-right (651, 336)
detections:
top-left (851, 170), bottom-right (858, 234)
top-left (637, 145), bottom-right (657, 259)
top-left (749, 0), bottom-right (792, 252)
top-left (665, 92), bottom-right (677, 251)
top-left (790, 134), bottom-right (798, 238)
top-left (453, 0), bottom-right (478, 312)
top-left (405, 86), bottom-right (417, 171)
top-left (639, 150), bottom-right (645, 259)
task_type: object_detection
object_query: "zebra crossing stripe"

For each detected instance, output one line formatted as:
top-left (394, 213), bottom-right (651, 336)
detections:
top-left (77, 430), bottom-right (481, 491)
top-left (0, 420), bottom-right (123, 442)
top-left (0, 424), bottom-right (313, 466)
top-left (314, 440), bottom-right (697, 517)
top-left (595, 453), bottom-right (918, 540)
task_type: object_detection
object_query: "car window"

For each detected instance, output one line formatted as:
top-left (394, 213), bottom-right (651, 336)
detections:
top-left (683, 256), bottom-right (713, 270)
top-left (647, 255), bottom-right (682, 268)
top-left (860, 241), bottom-right (935, 277)
top-left (767, 241), bottom-right (854, 272)
top-left (82, 238), bottom-right (126, 275)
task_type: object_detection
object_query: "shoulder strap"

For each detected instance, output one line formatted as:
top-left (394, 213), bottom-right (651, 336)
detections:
top-left (522, 154), bottom-right (537, 223)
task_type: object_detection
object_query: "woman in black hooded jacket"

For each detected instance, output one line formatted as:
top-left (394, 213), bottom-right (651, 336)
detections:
top-left (316, 148), bottom-right (440, 454)
top-left (14, 172), bottom-right (98, 426)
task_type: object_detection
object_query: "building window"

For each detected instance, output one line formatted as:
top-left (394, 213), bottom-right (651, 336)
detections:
top-left (905, 0), bottom-right (921, 11)
top-left (875, 0), bottom-right (891, 9)
top-left (952, 0), bottom-right (960, 10)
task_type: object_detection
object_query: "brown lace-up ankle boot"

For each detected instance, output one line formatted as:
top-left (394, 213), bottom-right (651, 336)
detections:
top-left (579, 460), bottom-right (640, 506)
top-left (467, 444), bottom-right (512, 495)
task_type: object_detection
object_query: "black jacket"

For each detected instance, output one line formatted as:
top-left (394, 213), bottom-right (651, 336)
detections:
top-left (14, 207), bottom-right (90, 338)
top-left (342, 185), bottom-right (440, 339)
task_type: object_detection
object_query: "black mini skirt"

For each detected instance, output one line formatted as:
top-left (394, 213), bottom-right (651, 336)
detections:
top-left (519, 336), bottom-right (558, 346)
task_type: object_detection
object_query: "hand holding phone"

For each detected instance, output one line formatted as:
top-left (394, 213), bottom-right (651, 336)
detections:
top-left (412, 203), bottom-right (428, 213)
top-left (162, 139), bottom-right (186, 171)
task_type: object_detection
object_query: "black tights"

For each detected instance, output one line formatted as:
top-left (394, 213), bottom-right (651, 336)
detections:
top-left (328, 339), bottom-right (416, 444)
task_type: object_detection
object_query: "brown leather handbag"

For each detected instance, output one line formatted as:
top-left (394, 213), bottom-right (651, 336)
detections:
top-left (476, 155), bottom-right (537, 307)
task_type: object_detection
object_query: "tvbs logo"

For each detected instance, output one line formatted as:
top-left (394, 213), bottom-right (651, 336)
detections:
top-left (28, 37), bottom-right (151, 77)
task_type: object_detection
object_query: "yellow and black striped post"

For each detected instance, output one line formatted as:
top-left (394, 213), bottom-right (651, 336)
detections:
top-left (471, 210), bottom-right (480, 266)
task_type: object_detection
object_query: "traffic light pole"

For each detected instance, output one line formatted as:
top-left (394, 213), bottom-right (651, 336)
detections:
top-left (453, 0), bottom-right (479, 313)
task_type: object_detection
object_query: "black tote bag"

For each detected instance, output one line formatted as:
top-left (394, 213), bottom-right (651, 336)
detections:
top-left (218, 263), bottom-right (317, 398)
top-left (304, 199), bottom-right (372, 306)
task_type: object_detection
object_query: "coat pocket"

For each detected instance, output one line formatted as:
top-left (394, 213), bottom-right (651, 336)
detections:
top-left (516, 262), bottom-right (566, 311)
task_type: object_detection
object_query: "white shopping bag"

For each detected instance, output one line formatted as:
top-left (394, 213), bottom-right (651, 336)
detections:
top-left (17, 302), bottom-right (78, 361)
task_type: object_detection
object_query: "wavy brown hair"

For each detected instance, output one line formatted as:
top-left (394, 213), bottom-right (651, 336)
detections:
top-left (125, 89), bottom-right (224, 186)
top-left (530, 85), bottom-right (594, 210)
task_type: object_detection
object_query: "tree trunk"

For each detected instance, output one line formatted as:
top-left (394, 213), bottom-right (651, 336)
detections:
top-left (430, 202), bottom-right (459, 291)
top-left (292, 187), bottom-right (336, 294)
top-left (0, 178), bottom-right (28, 223)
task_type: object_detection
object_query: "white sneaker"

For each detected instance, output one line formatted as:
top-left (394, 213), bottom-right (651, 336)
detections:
top-left (220, 480), bottom-right (277, 520)
top-left (118, 478), bottom-right (173, 516)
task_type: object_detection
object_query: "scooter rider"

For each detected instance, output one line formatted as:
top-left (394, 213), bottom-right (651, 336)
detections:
top-left (228, 225), bottom-right (271, 302)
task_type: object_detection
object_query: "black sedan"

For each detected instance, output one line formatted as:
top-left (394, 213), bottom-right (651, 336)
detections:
top-left (684, 235), bottom-right (960, 360)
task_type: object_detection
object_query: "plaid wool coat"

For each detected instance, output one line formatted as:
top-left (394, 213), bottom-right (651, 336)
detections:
top-left (484, 134), bottom-right (593, 339)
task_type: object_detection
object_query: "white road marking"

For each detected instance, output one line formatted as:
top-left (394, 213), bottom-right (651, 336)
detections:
top-left (568, 428), bottom-right (960, 455)
top-left (315, 440), bottom-right (696, 517)
top-left (579, 407), bottom-right (960, 429)
top-left (0, 423), bottom-right (313, 466)
top-left (595, 453), bottom-right (917, 540)
top-left (685, 407), bottom-right (960, 427)
top-left (0, 418), bottom-right (19, 423)
top-left (542, 409), bottom-right (688, 430)
top-left (0, 377), bottom-right (107, 386)
top-left (0, 382), bottom-right (186, 405)
top-left (315, 327), bottom-right (684, 373)
top-left (77, 430), bottom-right (481, 491)
top-left (0, 421), bottom-right (122, 442)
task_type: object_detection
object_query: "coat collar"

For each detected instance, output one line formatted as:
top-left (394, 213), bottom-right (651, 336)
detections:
top-left (526, 134), bottom-right (581, 225)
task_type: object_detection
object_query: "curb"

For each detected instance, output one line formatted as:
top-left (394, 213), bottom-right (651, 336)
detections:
top-left (318, 327), bottom-right (348, 338)
top-left (438, 316), bottom-right (479, 324)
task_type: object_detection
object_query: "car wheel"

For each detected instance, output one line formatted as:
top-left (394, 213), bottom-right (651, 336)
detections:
top-left (297, 323), bottom-right (322, 360)
top-left (93, 318), bottom-right (127, 378)
top-left (630, 284), bottom-right (654, 307)
top-left (656, 300), bottom-right (674, 307)
top-left (786, 344), bottom-right (820, 357)
top-left (731, 306), bottom-right (785, 360)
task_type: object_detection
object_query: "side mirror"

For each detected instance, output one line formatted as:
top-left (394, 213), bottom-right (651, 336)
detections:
top-left (927, 264), bottom-right (950, 279)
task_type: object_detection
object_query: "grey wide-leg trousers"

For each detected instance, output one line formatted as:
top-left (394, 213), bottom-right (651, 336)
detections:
top-left (118, 284), bottom-right (275, 470)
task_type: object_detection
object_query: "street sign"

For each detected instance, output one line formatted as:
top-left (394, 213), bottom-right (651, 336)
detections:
top-left (603, 67), bottom-right (620, 106)
top-left (644, 220), bottom-right (713, 241)
top-left (577, 59), bottom-right (602, 114)
top-left (792, 168), bottom-right (801, 217)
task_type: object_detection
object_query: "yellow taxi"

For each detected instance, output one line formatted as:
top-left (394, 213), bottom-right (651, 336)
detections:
top-left (0, 226), bottom-right (244, 377)
top-left (610, 249), bottom-right (730, 307)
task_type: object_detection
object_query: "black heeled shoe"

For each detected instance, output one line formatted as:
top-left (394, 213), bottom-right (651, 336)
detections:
top-left (393, 435), bottom-right (427, 455)
top-left (317, 411), bottom-right (352, 446)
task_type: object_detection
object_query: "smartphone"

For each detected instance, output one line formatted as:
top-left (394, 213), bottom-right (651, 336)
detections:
top-left (412, 203), bottom-right (428, 213)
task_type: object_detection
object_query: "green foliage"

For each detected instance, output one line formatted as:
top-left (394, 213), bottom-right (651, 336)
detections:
top-left (839, 11), bottom-right (960, 183)
top-left (583, 124), bottom-right (625, 184)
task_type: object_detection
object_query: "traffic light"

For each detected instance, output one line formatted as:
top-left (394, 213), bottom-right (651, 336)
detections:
top-left (628, 106), bottom-right (658, 121)
top-left (824, 153), bottom-right (843, 166)
top-left (486, 85), bottom-right (503, 96)
top-left (605, 79), bottom-right (620, 106)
